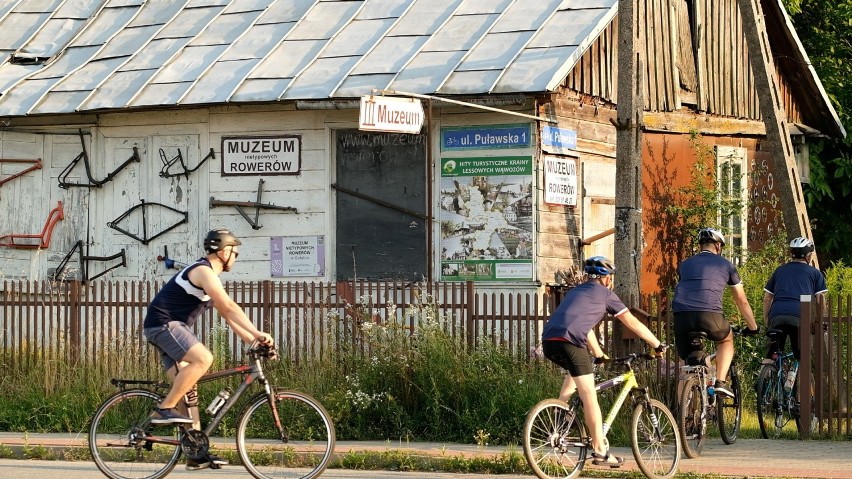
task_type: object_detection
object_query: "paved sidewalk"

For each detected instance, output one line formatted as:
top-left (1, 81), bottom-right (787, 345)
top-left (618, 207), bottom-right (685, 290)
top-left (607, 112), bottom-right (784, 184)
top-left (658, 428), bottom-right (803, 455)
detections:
top-left (1, 432), bottom-right (851, 478)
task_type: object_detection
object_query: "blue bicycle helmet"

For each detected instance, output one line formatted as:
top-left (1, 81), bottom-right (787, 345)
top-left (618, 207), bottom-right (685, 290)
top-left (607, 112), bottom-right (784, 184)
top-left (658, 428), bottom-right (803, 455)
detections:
top-left (584, 256), bottom-right (616, 276)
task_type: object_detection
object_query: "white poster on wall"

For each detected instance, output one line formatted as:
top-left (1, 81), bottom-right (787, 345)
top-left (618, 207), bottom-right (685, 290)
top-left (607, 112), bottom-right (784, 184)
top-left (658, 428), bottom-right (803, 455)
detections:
top-left (543, 155), bottom-right (578, 206)
top-left (270, 236), bottom-right (325, 277)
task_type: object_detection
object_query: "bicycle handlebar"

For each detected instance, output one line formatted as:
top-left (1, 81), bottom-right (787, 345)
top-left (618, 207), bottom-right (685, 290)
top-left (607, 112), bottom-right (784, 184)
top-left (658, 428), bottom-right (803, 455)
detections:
top-left (247, 340), bottom-right (278, 360)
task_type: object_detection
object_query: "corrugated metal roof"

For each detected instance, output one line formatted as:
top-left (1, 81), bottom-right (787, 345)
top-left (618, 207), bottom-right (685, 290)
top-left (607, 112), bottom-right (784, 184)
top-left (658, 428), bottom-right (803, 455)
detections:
top-left (0, 0), bottom-right (843, 140)
top-left (0, 0), bottom-right (618, 115)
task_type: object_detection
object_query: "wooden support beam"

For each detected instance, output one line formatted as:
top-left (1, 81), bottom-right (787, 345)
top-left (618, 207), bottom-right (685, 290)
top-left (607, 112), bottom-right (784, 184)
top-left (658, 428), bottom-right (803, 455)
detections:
top-left (614, 0), bottom-right (645, 305)
top-left (738, 0), bottom-right (817, 267)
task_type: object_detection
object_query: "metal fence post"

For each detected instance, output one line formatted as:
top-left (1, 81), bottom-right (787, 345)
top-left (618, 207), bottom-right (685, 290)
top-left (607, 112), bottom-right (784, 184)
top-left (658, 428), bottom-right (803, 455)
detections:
top-left (799, 294), bottom-right (812, 438)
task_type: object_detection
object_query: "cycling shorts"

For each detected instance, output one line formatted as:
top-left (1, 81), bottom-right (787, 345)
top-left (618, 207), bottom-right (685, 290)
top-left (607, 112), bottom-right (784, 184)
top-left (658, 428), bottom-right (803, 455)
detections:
top-left (144, 320), bottom-right (200, 370)
top-left (767, 315), bottom-right (800, 360)
top-left (542, 340), bottom-right (593, 377)
top-left (673, 311), bottom-right (731, 362)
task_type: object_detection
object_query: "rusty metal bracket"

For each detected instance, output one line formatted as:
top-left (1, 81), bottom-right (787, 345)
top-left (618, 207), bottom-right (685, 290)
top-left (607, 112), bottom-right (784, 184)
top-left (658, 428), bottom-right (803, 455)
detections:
top-left (107, 199), bottom-right (189, 244)
top-left (331, 183), bottom-right (427, 219)
top-left (50, 239), bottom-right (127, 283)
top-left (58, 130), bottom-right (140, 189)
top-left (0, 158), bottom-right (42, 187)
top-left (209, 179), bottom-right (297, 230)
top-left (0, 201), bottom-right (64, 249)
top-left (159, 147), bottom-right (214, 179)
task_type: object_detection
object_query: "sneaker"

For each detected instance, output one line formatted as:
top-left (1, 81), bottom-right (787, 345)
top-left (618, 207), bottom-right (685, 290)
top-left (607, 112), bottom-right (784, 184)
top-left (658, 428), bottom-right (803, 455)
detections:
top-left (714, 380), bottom-right (735, 398)
top-left (186, 454), bottom-right (228, 471)
top-left (149, 407), bottom-right (193, 425)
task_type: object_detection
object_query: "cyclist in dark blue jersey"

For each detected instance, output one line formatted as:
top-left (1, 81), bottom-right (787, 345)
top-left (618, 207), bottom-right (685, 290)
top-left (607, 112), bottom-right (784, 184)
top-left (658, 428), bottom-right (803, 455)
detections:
top-left (542, 256), bottom-right (665, 467)
top-left (143, 228), bottom-right (274, 470)
top-left (762, 237), bottom-right (827, 362)
top-left (672, 228), bottom-right (759, 398)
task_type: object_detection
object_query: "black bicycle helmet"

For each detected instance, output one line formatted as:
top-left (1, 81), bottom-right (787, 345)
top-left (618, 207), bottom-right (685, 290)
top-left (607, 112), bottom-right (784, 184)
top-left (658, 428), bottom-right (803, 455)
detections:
top-left (697, 228), bottom-right (725, 246)
top-left (789, 237), bottom-right (815, 258)
top-left (584, 256), bottom-right (616, 276)
top-left (204, 228), bottom-right (241, 253)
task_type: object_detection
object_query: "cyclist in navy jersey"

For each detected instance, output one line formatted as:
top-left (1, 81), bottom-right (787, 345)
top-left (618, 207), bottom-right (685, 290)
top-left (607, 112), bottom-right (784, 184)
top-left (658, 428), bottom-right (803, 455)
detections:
top-left (672, 228), bottom-right (759, 398)
top-left (762, 237), bottom-right (827, 362)
top-left (542, 256), bottom-right (665, 467)
top-left (143, 228), bottom-right (274, 470)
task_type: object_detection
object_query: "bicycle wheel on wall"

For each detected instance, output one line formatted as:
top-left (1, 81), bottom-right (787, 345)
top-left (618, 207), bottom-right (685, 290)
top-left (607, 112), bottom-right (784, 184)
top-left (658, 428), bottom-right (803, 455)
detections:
top-left (89, 389), bottom-right (181, 479)
top-left (523, 398), bottom-right (587, 479)
top-left (237, 390), bottom-right (335, 479)
top-left (677, 376), bottom-right (705, 458)
top-left (631, 399), bottom-right (681, 479)
top-left (718, 367), bottom-right (742, 444)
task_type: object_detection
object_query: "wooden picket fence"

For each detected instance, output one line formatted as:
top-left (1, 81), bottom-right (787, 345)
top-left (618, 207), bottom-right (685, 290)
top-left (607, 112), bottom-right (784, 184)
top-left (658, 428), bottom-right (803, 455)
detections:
top-left (2, 279), bottom-right (850, 427)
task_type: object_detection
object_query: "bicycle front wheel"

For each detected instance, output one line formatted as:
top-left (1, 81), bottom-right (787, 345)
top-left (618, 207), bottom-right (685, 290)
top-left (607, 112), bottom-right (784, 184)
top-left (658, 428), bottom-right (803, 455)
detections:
top-left (89, 389), bottom-right (181, 479)
top-left (631, 398), bottom-right (681, 479)
top-left (677, 376), bottom-right (705, 458)
top-left (237, 390), bottom-right (335, 479)
top-left (522, 398), bottom-right (586, 479)
top-left (718, 366), bottom-right (742, 444)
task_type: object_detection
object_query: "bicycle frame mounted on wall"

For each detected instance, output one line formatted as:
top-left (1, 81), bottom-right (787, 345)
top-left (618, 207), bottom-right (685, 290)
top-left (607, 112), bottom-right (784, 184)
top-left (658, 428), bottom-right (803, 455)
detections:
top-left (209, 179), bottom-right (297, 230)
top-left (107, 199), bottom-right (189, 244)
top-left (50, 239), bottom-right (127, 283)
top-left (159, 147), bottom-right (214, 179)
top-left (58, 130), bottom-right (140, 189)
top-left (0, 158), bottom-right (42, 187)
top-left (0, 201), bottom-right (64, 249)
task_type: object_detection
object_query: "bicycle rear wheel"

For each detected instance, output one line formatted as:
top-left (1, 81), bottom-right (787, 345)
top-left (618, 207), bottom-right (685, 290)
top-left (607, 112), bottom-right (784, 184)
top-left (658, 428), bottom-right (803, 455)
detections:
top-left (89, 389), bottom-right (181, 479)
top-left (523, 398), bottom-right (587, 479)
top-left (677, 376), bottom-right (705, 458)
top-left (718, 366), bottom-right (742, 444)
top-left (237, 390), bottom-right (335, 479)
top-left (756, 364), bottom-right (794, 438)
top-left (631, 398), bottom-right (681, 479)
top-left (794, 376), bottom-right (817, 438)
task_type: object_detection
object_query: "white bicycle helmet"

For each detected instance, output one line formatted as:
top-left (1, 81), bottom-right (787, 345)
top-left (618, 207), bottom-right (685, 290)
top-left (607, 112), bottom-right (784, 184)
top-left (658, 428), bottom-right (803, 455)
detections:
top-left (697, 228), bottom-right (725, 246)
top-left (789, 237), bottom-right (815, 258)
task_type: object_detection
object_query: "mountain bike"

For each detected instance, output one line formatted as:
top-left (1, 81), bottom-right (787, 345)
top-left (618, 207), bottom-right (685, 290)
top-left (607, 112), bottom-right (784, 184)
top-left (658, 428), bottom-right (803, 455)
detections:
top-left (89, 342), bottom-right (335, 479)
top-left (756, 327), bottom-right (812, 438)
top-left (677, 329), bottom-right (742, 458)
top-left (523, 351), bottom-right (681, 479)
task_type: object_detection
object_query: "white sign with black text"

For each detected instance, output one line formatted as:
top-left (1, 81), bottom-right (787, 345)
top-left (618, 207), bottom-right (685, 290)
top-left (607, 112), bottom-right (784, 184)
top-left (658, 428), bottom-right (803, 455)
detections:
top-left (359, 95), bottom-right (424, 134)
top-left (543, 155), bottom-right (578, 206)
top-left (221, 135), bottom-right (301, 176)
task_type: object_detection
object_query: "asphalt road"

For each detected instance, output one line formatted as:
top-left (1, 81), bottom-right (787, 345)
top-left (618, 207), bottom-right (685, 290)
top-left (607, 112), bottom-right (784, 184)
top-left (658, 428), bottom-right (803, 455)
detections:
top-left (0, 459), bottom-right (531, 479)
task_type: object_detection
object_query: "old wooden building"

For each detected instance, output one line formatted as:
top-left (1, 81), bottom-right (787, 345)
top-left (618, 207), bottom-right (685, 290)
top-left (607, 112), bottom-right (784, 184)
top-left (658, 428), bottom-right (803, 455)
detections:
top-left (0, 0), bottom-right (844, 294)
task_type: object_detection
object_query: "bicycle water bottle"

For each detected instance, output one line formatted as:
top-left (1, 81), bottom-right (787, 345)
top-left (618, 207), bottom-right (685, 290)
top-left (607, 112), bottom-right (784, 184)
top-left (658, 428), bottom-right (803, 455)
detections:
top-left (784, 367), bottom-right (797, 393)
top-left (206, 388), bottom-right (231, 415)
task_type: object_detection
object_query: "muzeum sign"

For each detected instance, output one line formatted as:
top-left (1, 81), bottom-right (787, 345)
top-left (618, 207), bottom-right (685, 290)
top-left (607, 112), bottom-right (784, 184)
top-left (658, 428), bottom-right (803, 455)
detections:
top-left (221, 135), bottom-right (302, 176)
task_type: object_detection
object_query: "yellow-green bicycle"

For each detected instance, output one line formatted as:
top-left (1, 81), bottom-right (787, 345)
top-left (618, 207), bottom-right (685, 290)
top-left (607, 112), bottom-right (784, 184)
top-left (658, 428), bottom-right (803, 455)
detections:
top-left (523, 352), bottom-right (681, 479)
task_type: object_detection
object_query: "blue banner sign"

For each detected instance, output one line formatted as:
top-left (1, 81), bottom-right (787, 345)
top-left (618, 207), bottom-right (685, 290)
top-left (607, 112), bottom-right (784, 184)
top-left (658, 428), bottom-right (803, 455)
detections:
top-left (541, 126), bottom-right (577, 151)
top-left (441, 125), bottom-right (531, 151)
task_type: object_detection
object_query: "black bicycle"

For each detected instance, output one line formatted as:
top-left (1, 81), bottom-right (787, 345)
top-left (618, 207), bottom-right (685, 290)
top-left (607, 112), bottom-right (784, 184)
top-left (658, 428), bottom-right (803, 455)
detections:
top-left (89, 342), bottom-right (335, 479)
top-left (677, 330), bottom-right (742, 458)
top-left (756, 327), bottom-right (811, 438)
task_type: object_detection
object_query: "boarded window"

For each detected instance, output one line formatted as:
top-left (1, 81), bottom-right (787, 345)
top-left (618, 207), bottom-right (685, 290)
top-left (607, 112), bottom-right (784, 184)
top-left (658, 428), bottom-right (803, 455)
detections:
top-left (334, 129), bottom-right (427, 281)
